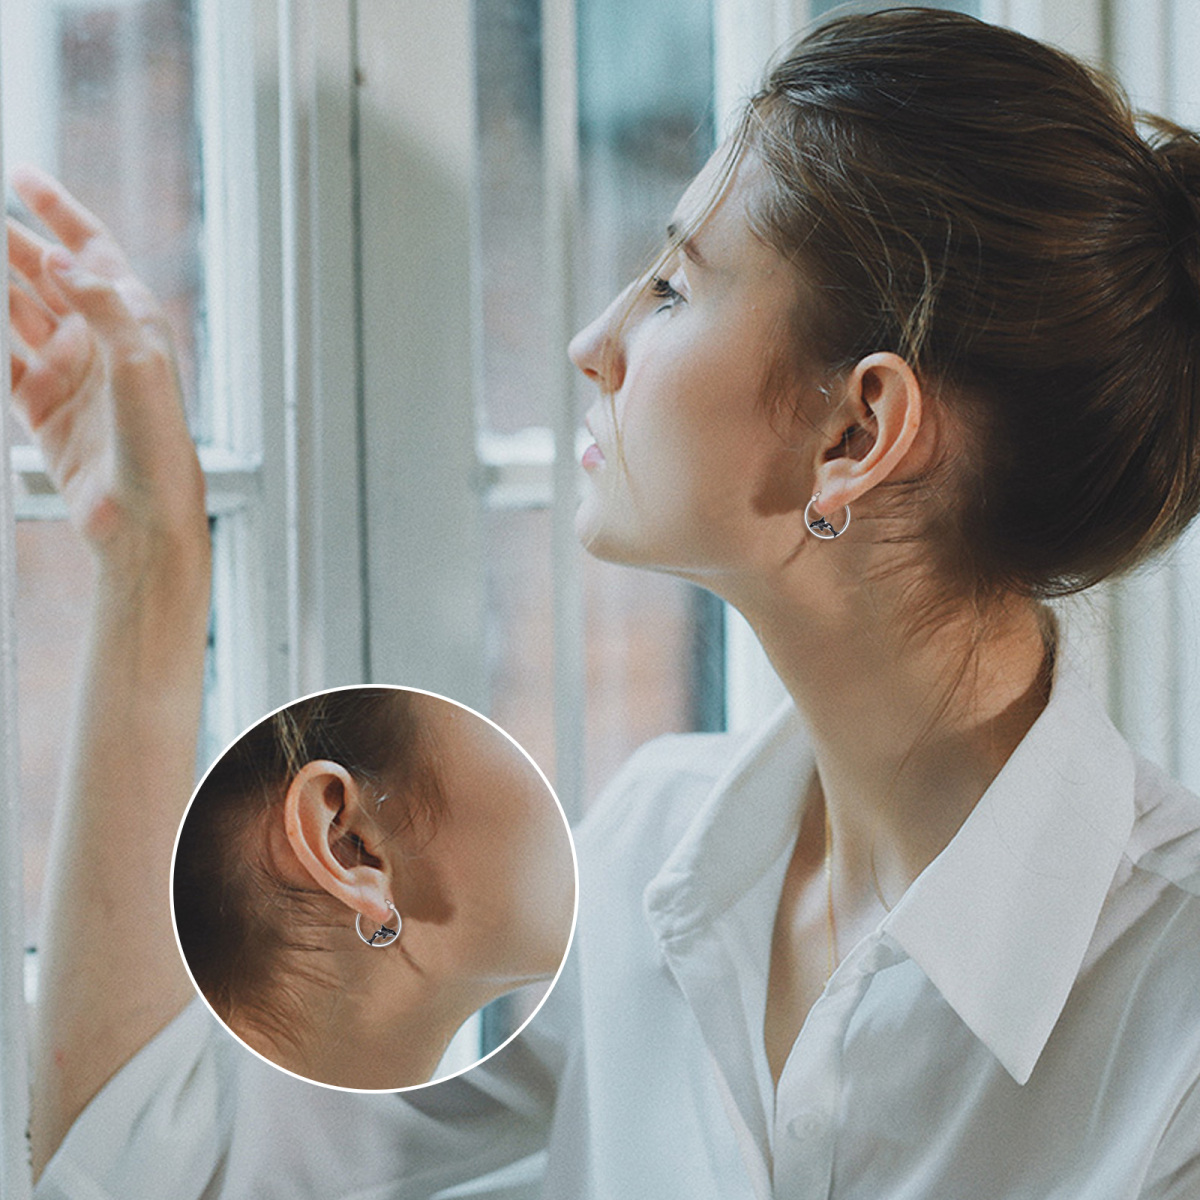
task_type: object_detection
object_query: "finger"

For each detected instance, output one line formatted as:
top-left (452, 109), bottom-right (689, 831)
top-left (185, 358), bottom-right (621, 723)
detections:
top-left (10, 346), bottom-right (28, 394)
top-left (11, 164), bottom-right (113, 255)
top-left (7, 216), bottom-right (52, 276)
top-left (11, 315), bottom-right (96, 432)
top-left (9, 280), bottom-right (58, 349)
top-left (7, 219), bottom-right (71, 317)
top-left (45, 249), bottom-right (142, 344)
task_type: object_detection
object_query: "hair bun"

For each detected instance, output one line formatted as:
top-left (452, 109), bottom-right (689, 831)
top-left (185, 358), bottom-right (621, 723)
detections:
top-left (748, 12), bottom-right (1200, 595)
top-left (1145, 116), bottom-right (1200, 303)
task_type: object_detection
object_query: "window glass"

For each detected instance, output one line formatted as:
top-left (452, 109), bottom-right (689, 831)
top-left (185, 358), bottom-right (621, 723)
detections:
top-left (476, 0), bottom-right (724, 807)
top-left (3, 0), bottom-right (204, 430)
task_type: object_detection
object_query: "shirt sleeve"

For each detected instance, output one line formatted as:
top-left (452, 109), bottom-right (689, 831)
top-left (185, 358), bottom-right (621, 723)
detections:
top-left (1142, 1074), bottom-right (1200, 1200)
top-left (34, 1000), bottom-right (234, 1200)
top-left (35, 995), bottom-right (563, 1200)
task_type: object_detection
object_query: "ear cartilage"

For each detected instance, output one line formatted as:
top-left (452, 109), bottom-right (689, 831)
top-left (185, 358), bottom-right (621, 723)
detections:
top-left (355, 899), bottom-right (402, 948)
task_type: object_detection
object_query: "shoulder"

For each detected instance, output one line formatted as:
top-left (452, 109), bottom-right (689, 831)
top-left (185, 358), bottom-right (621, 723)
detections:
top-left (1128, 754), bottom-right (1200, 895)
top-left (575, 729), bottom-right (751, 877)
top-left (1087, 756), bottom-right (1200, 1086)
top-left (37, 1000), bottom-right (239, 1197)
top-left (1120, 757), bottom-right (1200, 1018)
top-left (1115, 766), bottom-right (1200, 1197)
top-left (1092, 755), bottom-right (1200, 1000)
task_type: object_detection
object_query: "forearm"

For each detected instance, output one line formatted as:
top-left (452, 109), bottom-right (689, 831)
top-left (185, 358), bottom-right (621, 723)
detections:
top-left (30, 531), bottom-right (211, 1178)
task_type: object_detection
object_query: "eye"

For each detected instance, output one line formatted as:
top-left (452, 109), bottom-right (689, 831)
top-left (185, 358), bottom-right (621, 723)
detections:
top-left (649, 274), bottom-right (684, 313)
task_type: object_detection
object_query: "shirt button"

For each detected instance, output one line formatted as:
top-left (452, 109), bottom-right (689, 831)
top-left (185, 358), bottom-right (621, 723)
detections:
top-left (788, 1110), bottom-right (831, 1140)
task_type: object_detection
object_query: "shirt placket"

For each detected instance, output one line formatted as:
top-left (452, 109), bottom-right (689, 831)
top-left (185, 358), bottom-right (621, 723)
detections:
top-left (772, 937), bottom-right (898, 1200)
top-left (656, 922), bottom-right (775, 1195)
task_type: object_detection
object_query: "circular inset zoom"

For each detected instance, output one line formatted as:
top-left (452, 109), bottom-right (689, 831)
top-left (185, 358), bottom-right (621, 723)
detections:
top-left (171, 686), bottom-right (577, 1090)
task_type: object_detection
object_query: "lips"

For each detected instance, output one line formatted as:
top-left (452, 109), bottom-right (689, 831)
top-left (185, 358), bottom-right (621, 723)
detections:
top-left (582, 417), bottom-right (606, 470)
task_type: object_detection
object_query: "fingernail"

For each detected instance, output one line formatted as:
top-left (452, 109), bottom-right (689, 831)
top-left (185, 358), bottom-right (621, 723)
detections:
top-left (46, 248), bottom-right (74, 275)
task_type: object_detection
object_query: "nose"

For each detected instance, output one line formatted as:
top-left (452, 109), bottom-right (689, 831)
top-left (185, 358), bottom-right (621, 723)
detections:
top-left (568, 287), bottom-right (629, 393)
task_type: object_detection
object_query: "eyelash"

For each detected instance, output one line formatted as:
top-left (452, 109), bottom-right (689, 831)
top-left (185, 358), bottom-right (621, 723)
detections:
top-left (650, 275), bottom-right (683, 311)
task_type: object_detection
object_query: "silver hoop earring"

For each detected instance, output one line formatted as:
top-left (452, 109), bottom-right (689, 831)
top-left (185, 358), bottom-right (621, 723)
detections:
top-left (805, 493), bottom-right (851, 540)
top-left (356, 900), bottom-right (401, 948)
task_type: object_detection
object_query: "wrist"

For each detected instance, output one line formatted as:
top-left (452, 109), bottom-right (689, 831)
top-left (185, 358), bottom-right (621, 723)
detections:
top-left (77, 450), bottom-right (210, 577)
top-left (93, 524), bottom-right (212, 609)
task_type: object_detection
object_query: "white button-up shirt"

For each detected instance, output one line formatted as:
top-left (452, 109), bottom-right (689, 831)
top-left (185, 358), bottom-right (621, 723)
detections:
top-left (40, 656), bottom-right (1200, 1199)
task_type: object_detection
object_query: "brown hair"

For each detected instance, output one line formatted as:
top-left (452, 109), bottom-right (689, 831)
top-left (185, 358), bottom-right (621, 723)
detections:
top-left (739, 7), bottom-right (1200, 599)
top-left (173, 688), bottom-right (441, 1039)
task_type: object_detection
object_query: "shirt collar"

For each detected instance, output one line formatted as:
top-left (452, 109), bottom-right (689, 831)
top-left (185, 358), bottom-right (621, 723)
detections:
top-left (644, 648), bottom-right (1136, 1088)
top-left (884, 652), bottom-right (1136, 1084)
top-left (643, 698), bottom-right (810, 945)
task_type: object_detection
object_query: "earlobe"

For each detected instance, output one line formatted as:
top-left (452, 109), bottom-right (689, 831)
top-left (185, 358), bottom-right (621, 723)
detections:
top-left (282, 761), bottom-right (395, 928)
top-left (811, 352), bottom-right (923, 512)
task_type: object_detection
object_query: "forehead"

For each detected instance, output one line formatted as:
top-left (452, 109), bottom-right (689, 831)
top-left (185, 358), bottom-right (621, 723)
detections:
top-left (669, 147), bottom-right (775, 268)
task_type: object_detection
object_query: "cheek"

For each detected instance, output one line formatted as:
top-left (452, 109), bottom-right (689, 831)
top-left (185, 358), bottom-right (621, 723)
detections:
top-left (576, 324), bottom-right (796, 566)
top-left (497, 790), bottom-right (574, 955)
top-left (500, 822), bottom-right (576, 974)
top-left (622, 368), bottom-right (777, 528)
top-left (452, 771), bottom-right (574, 976)
top-left (618, 358), bottom-right (728, 495)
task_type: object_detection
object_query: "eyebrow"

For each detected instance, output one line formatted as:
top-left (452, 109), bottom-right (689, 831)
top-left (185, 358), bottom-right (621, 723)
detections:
top-left (666, 222), bottom-right (707, 267)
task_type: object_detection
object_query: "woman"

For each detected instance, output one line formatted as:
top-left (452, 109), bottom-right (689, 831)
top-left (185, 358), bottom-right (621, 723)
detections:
top-left (13, 8), bottom-right (1200, 1197)
top-left (171, 685), bottom-right (575, 1090)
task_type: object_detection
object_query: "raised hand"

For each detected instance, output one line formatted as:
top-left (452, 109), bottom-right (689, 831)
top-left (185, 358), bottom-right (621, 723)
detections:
top-left (7, 165), bottom-right (207, 565)
top-left (8, 169), bottom-right (212, 1178)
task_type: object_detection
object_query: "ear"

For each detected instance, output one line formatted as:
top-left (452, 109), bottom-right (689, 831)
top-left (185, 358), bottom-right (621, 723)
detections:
top-left (810, 352), bottom-right (923, 515)
top-left (282, 760), bottom-right (395, 927)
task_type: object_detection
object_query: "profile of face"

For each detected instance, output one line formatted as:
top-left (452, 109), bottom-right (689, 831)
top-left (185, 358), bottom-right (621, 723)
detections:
top-left (172, 687), bottom-right (576, 1091)
top-left (570, 151), bottom-right (815, 582)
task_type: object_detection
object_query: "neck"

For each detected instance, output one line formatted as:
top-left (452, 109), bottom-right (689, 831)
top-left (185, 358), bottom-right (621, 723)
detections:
top-left (732, 572), bottom-right (1052, 908)
top-left (230, 955), bottom-right (492, 1089)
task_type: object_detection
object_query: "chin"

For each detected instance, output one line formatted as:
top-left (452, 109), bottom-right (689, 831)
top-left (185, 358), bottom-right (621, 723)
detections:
top-left (574, 494), bottom-right (625, 563)
top-left (576, 516), bottom-right (688, 579)
top-left (572, 474), bottom-right (650, 559)
top-left (575, 462), bottom-right (665, 565)
top-left (575, 485), bottom-right (724, 578)
top-left (576, 523), bottom-right (652, 569)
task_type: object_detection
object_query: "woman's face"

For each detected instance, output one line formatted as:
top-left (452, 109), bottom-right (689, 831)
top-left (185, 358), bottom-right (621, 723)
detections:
top-left (571, 150), bottom-right (812, 582)
top-left (390, 695), bottom-right (576, 994)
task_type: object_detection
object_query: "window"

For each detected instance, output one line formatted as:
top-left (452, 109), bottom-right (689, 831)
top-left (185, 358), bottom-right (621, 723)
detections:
top-left (475, 0), bottom-right (723, 802)
top-left (4, 0), bottom-right (204, 950)
top-left (3, 0), bottom-right (1199, 1192)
